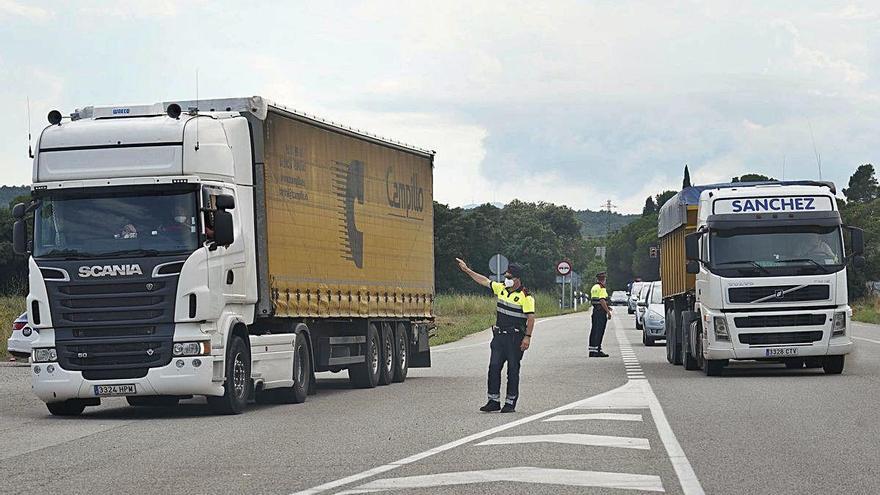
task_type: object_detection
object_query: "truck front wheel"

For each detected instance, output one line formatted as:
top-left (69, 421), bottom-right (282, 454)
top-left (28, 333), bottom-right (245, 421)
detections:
top-left (823, 355), bottom-right (845, 375)
top-left (46, 399), bottom-right (88, 416)
top-left (275, 325), bottom-right (312, 404)
top-left (208, 334), bottom-right (251, 415)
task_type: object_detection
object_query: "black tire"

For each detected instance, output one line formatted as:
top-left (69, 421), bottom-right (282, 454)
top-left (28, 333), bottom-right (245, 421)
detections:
top-left (275, 325), bottom-right (312, 404)
top-left (208, 334), bottom-right (251, 415)
top-left (392, 322), bottom-right (409, 383)
top-left (47, 399), bottom-right (87, 416)
top-left (823, 355), bottom-right (845, 375)
top-left (378, 323), bottom-right (394, 386)
top-left (703, 358), bottom-right (726, 376)
top-left (784, 359), bottom-right (805, 370)
top-left (126, 396), bottom-right (179, 407)
top-left (665, 308), bottom-right (675, 364)
top-left (350, 323), bottom-right (381, 388)
top-left (683, 321), bottom-right (700, 370)
top-left (642, 332), bottom-right (652, 346)
top-left (635, 318), bottom-right (643, 330)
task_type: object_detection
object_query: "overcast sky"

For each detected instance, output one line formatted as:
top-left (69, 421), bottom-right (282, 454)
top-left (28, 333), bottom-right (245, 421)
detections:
top-left (1, 1), bottom-right (878, 213)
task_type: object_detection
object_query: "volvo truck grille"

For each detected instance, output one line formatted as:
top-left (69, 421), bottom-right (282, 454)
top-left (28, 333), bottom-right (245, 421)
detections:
top-left (739, 331), bottom-right (824, 345)
top-left (728, 285), bottom-right (830, 304)
top-left (734, 314), bottom-right (827, 328)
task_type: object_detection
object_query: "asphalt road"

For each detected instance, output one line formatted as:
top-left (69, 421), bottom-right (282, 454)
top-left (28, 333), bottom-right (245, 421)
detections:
top-left (1, 311), bottom-right (878, 494)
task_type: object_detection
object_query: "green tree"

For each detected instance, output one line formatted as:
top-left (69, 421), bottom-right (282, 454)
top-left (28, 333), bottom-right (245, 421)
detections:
top-left (642, 196), bottom-right (657, 216)
top-left (732, 173), bottom-right (775, 183)
top-left (842, 164), bottom-right (879, 204)
top-left (682, 165), bottom-right (692, 188)
top-left (654, 190), bottom-right (677, 210)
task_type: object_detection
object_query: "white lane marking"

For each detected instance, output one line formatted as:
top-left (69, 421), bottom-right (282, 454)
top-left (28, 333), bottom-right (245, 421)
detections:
top-left (853, 336), bottom-right (880, 345)
top-left (477, 433), bottom-right (650, 450)
top-left (614, 327), bottom-right (705, 495)
top-left (292, 381), bottom-right (621, 495)
top-left (544, 413), bottom-right (643, 422)
top-left (335, 467), bottom-right (664, 494)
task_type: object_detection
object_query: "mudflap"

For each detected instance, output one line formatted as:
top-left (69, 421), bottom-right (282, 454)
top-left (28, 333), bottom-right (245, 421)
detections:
top-left (410, 322), bottom-right (432, 368)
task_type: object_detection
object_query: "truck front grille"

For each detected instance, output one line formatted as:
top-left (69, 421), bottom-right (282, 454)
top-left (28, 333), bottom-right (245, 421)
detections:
top-left (58, 338), bottom-right (172, 372)
top-left (53, 281), bottom-right (172, 326)
top-left (734, 314), bottom-right (826, 328)
top-left (739, 331), bottom-right (824, 345)
top-left (728, 285), bottom-right (830, 304)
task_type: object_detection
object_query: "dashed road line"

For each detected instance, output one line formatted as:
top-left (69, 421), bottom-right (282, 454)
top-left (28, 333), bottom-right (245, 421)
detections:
top-left (544, 413), bottom-right (644, 422)
top-left (477, 433), bottom-right (650, 450)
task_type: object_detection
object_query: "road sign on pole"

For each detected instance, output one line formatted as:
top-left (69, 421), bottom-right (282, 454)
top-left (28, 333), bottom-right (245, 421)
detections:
top-left (556, 260), bottom-right (572, 276)
top-left (488, 254), bottom-right (509, 282)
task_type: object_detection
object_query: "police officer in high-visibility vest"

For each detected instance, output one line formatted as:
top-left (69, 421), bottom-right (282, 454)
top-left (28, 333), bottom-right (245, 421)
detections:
top-left (456, 258), bottom-right (535, 413)
top-left (589, 272), bottom-right (613, 357)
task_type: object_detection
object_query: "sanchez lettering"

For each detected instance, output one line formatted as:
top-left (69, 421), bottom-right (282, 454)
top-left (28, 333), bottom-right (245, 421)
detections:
top-left (730, 197), bottom-right (816, 213)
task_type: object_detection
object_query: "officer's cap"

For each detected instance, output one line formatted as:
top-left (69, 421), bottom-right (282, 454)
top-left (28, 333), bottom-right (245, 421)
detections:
top-left (596, 272), bottom-right (607, 279)
top-left (507, 263), bottom-right (524, 278)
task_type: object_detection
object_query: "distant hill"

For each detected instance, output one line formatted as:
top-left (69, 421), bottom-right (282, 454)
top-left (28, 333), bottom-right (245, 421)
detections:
top-left (576, 209), bottom-right (639, 238)
top-left (462, 202), bottom-right (505, 210)
top-left (0, 186), bottom-right (29, 208)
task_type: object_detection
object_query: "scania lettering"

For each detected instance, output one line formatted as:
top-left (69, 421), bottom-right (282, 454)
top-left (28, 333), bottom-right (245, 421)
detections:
top-left (13, 97), bottom-right (435, 416)
top-left (657, 181), bottom-right (864, 376)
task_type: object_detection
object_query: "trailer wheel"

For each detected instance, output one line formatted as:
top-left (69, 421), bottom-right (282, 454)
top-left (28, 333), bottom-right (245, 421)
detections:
top-left (378, 323), bottom-right (395, 386)
top-left (393, 322), bottom-right (409, 383)
top-left (275, 325), bottom-right (312, 404)
top-left (208, 334), bottom-right (251, 415)
top-left (47, 399), bottom-right (87, 417)
top-left (350, 323), bottom-right (381, 388)
top-left (822, 355), bottom-right (845, 375)
top-left (666, 308), bottom-right (682, 365)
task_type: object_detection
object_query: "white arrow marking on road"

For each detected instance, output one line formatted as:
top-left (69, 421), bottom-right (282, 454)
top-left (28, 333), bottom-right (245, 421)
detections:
top-left (544, 412), bottom-right (643, 422)
top-left (335, 467), bottom-right (664, 494)
top-left (477, 433), bottom-right (650, 450)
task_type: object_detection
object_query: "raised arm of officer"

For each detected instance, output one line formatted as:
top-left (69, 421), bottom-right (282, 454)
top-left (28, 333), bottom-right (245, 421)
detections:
top-left (456, 258), bottom-right (491, 288)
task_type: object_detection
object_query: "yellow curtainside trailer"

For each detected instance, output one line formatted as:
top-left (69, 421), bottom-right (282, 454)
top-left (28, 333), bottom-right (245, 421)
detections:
top-left (659, 205), bottom-right (698, 299)
top-left (260, 111), bottom-right (434, 319)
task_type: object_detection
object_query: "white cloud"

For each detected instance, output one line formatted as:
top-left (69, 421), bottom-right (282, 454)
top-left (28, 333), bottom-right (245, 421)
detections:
top-left (0, 0), bottom-right (52, 21)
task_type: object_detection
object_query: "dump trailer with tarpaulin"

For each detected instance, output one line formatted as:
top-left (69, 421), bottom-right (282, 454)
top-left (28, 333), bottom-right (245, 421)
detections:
top-left (658, 181), bottom-right (863, 376)
top-left (17, 96), bottom-right (435, 416)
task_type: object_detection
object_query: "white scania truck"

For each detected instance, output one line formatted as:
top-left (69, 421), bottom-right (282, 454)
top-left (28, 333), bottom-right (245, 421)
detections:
top-left (13, 97), bottom-right (435, 415)
top-left (658, 181), bottom-right (864, 375)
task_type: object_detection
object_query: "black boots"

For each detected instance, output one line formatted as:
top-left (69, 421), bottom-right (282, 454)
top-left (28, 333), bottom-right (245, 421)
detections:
top-left (500, 403), bottom-right (516, 413)
top-left (589, 351), bottom-right (609, 357)
top-left (480, 400), bottom-right (501, 412)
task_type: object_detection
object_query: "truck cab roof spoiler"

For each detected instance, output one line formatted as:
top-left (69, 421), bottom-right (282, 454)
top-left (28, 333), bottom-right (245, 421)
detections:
top-left (706, 210), bottom-right (842, 230)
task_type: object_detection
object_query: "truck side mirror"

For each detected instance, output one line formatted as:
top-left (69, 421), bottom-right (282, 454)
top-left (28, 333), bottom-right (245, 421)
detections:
top-left (213, 210), bottom-right (234, 247)
top-left (685, 232), bottom-right (700, 261)
top-left (13, 220), bottom-right (27, 255)
top-left (12, 202), bottom-right (25, 220)
top-left (848, 227), bottom-right (865, 256)
top-left (215, 194), bottom-right (235, 210)
top-left (853, 255), bottom-right (866, 269)
top-left (686, 260), bottom-right (700, 274)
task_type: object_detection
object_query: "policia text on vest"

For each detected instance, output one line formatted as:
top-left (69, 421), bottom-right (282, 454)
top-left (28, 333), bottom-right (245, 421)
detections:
top-left (588, 272), bottom-right (613, 358)
top-left (455, 258), bottom-right (536, 413)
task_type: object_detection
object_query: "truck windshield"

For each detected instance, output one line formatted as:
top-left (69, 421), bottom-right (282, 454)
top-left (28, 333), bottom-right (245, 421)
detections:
top-left (33, 187), bottom-right (200, 259)
top-left (709, 225), bottom-right (844, 277)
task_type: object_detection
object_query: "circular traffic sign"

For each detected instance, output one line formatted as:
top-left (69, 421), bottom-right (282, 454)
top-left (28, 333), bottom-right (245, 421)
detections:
top-left (488, 254), bottom-right (509, 275)
top-left (556, 260), bottom-right (572, 276)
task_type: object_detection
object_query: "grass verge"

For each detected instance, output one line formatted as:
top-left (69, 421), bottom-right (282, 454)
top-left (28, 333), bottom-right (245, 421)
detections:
top-left (432, 291), bottom-right (586, 346)
top-left (0, 295), bottom-right (26, 359)
top-left (852, 298), bottom-right (880, 325)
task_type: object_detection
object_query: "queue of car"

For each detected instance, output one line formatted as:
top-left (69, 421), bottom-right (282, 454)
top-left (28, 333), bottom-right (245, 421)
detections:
top-left (623, 281), bottom-right (666, 346)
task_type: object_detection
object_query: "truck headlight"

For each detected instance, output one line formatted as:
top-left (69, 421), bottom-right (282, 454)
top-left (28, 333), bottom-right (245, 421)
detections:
top-left (832, 312), bottom-right (846, 336)
top-left (33, 348), bottom-right (57, 362)
top-left (713, 317), bottom-right (729, 341)
top-left (173, 341), bottom-right (211, 356)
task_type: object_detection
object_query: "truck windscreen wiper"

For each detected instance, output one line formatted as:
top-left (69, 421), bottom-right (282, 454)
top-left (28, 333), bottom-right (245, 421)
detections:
top-left (714, 260), bottom-right (771, 275)
top-left (100, 248), bottom-right (163, 258)
top-left (776, 258), bottom-right (831, 273)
